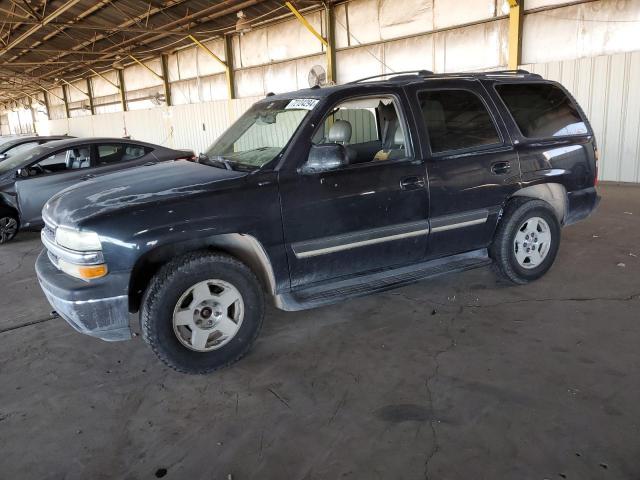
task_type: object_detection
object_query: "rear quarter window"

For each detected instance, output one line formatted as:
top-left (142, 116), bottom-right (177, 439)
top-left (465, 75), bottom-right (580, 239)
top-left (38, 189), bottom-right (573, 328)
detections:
top-left (496, 83), bottom-right (588, 138)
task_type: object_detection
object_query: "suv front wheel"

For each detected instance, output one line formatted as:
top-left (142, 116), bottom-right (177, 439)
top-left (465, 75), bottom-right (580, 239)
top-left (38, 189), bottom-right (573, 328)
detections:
top-left (141, 251), bottom-right (264, 374)
top-left (490, 198), bottom-right (561, 284)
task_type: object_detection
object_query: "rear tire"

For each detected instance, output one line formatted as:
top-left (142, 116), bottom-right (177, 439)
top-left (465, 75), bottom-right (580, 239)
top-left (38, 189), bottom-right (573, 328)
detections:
top-left (141, 251), bottom-right (264, 374)
top-left (490, 198), bottom-right (561, 284)
top-left (0, 207), bottom-right (19, 244)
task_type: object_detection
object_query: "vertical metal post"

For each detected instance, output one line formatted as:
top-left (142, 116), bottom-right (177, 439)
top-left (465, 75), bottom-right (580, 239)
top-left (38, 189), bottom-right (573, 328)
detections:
top-left (324, 2), bottom-right (336, 84)
top-left (43, 92), bottom-right (51, 120)
top-left (61, 84), bottom-right (70, 118)
top-left (161, 54), bottom-right (172, 106)
top-left (85, 78), bottom-right (95, 115)
top-left (508, 0), bottom-right (523, 69)
top-left (224, 35), bottom-right (236, 99)
top-left (117, 69), bottom-right (128, 112)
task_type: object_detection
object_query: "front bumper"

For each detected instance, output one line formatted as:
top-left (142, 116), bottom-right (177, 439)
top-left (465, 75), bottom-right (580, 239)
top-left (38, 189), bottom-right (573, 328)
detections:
top-left (35, 250), bottom-right (132, 341)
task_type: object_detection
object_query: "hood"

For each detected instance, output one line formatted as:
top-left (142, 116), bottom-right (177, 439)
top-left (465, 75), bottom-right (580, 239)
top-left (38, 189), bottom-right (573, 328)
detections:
top-left (44, 160), bottom-right (246, 227)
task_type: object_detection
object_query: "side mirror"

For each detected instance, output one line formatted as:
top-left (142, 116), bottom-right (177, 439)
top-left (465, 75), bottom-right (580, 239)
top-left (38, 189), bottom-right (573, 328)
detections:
top-left (16, 168), bottom-right (29, 178)
top-left (300, 144), bottom-right (348, 174)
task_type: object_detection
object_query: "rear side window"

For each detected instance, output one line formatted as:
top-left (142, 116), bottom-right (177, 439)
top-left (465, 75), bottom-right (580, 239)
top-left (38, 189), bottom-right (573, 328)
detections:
top-left (495, 83), bottom-right (587, 138)
top-left (418, 90), bottom-right (500, 154)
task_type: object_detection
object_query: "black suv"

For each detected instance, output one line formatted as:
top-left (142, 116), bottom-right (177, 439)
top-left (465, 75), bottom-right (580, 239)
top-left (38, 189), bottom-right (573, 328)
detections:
top-left (36, 70), bottom-right (599, 374)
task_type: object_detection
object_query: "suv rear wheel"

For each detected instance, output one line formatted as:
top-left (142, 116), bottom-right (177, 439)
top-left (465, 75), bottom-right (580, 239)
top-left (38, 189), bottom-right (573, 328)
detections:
top-left (141, 251), bottom-right (264, 374)
top-left (0, 207), bottom-right (19, 244)
top-left (490, 198), bottom-right (561, 284)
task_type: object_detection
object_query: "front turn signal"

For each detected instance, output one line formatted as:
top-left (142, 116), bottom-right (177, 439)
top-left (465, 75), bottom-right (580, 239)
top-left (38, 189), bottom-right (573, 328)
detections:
top-left (59, 259), bottom-right (108, 280)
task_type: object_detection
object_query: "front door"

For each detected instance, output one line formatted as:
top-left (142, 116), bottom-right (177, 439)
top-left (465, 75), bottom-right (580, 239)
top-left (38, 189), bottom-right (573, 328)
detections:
top-left (279, 92), bottom-right (430, 288)
top-left (16, 144), bottom-right (93, 227)
top-left (410, 82), bottom-right (521, 258)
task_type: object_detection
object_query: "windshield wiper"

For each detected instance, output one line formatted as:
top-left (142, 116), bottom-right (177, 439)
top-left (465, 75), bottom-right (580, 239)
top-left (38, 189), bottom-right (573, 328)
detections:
top-left (199, 153), bottom-right (234, 171)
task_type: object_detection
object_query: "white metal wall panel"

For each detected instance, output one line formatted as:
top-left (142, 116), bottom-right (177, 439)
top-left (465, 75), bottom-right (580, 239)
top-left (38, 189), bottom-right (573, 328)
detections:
top-left (433, 0), bottom-right (495, 29)
top-left (384, 35), bottom-right (435, 73)
top-left (123, 109), bottom-right (170, 147)
top-left (67, 116), bottom-right (94, 137)
top-left (336, 44), bottom-right (384, 83)
top-left (522, 50), bottom-right (640, 183)
top-left (379, 0), bottom-right (434, 39)
top-left (47, 118), bottom-right (71, 135)
top-left (91, 112), bottom-right (126, 138)
top-left (522, 2), bottom-right (640, 65)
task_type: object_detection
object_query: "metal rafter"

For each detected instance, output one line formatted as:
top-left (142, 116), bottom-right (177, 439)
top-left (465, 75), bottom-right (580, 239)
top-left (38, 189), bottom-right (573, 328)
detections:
top-left (0, 0), bottom-right (83, 58)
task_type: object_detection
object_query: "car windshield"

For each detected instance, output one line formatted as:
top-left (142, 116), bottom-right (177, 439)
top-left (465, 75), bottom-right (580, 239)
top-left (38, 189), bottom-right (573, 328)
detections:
top-left (202, 98), bottom-right (316, 170)
top-left (0, 144), bottom-right (47, 174)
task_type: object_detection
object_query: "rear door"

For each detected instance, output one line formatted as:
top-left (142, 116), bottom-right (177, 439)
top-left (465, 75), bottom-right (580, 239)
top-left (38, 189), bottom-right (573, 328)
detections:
top-left (15, 144), bottom-right (93, 227)
top-left (409, 80), bottom-right (521, 258)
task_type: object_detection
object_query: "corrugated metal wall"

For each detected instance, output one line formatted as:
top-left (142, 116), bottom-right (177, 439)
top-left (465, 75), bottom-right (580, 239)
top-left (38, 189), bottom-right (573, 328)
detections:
top-left (522, 50), bottom-right (640, 183)
top-left (24, 0), bottom-right (640, 183)
top-left (40, 97), bottom-right (261, 155)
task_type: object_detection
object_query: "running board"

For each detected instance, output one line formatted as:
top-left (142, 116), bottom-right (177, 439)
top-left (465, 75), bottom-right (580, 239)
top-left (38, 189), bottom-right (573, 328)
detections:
top-left (275, 249), bottom-right (491, 311)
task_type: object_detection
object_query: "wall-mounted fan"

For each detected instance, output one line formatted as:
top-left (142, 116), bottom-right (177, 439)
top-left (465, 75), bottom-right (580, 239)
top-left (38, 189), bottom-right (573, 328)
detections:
top-left (308, 65), bottom-right (327, 88)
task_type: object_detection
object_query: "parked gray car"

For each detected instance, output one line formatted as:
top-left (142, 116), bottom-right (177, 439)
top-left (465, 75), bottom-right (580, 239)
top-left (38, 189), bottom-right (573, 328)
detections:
top-left (0, 137), bottom-right (194, 243)
top-left (0, 135), bottom-right (74, 161)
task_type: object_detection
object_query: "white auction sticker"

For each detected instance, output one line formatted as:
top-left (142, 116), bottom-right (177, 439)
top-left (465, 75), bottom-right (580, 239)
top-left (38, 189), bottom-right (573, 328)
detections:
top-left (285, 98), bottom-right (319, 110)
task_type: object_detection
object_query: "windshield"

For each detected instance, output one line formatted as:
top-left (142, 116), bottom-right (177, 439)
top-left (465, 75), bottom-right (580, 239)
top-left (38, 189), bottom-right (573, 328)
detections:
top-left (202, 99), bottom-right (315, 170)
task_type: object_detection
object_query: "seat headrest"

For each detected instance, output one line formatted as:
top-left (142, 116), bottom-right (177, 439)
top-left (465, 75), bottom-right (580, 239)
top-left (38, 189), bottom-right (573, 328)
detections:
top-left (328, 120), bottom-right (352, 143)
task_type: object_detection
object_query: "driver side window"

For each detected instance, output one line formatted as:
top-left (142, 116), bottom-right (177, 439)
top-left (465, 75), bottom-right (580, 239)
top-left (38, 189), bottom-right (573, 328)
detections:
top-left (32, 146), bottom-right (91, 175)
top-left (311, 96), bottom-right (411, 165)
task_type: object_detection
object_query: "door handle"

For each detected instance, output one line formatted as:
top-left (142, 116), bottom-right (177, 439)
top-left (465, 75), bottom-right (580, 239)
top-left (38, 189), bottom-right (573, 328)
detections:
top-left (491, 161), bottom-right (511, 175)
top-left (82, 174), bottom-right (95, 181)
top-left (400, 176), bottom-right (426, 190)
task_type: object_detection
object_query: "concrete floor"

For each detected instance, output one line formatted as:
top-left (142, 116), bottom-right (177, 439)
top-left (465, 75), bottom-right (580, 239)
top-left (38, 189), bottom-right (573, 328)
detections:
top-left (0, 184), bottom-right (638, 480)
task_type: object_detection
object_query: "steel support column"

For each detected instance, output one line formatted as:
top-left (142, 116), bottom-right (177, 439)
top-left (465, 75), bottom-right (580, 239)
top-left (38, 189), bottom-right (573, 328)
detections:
top-left (61, 84), bottom-right (70, 119)
top-left (161, 54), bottom-right (172, 106)
top-left (508, 0), bottom-right (524, 69)
top-left (324, 2), bottom-right (336, 84)
top-left (224, 35), bottom-right (236, 99)
top-left (86, 78), bottom-right (95, 115)
top-left (188, 34), bottom-right (235, 100)
top-left (286, 1), bottom-right (334, 84)
top-left (117, 69), bottom-right (127, 112)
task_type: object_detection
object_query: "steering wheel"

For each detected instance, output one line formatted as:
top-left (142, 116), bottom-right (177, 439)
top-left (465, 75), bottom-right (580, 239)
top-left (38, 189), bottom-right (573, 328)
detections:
top-left (29, 164), bottom-right (45, 176)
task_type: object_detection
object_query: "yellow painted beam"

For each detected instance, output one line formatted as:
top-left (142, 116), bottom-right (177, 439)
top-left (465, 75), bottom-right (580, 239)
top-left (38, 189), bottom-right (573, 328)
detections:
top-left (508, 0), bottom-right (523, 69)
top-left (285, 2), bottom-right (329, 48)
top-left (60, 78), bottom-right (90, 98)
top-left (89, 68), bottom-right (121, 90)
top-left (188, 34), bottom-right (235, 99)
top-left (38, 85), bottom-right (65, 103)
top-left (188, 34), bottom-right (226, 67)
top-left (129, 55), bottom-right (164, 81)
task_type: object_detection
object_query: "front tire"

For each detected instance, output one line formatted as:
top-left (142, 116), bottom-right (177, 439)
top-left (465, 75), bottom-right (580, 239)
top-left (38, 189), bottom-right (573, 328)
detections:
top-left (0, 207), bottom-right (19, 244)
top-left (141, 251), bottom-right (264, 374)
top-left (490, 198), bottom-right (561, 284)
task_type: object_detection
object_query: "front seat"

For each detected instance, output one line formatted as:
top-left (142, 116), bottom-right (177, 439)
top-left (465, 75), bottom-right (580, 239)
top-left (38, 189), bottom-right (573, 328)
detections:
top-left (374, 127), bottom-right (406, 161)
top-left (327, 120), bottom-right (357, 164)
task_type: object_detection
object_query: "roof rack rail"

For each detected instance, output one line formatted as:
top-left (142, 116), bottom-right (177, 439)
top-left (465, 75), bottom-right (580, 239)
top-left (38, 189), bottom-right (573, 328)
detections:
top-left (349, 70), bottom-right (433, 84)
top-left (348, 69), bottom-right (542, 84)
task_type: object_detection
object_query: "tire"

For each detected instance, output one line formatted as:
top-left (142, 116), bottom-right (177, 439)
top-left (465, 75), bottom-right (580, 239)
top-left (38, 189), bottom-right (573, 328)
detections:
top-left (141, 251), bottom-right (264, 374)
top-left (490, 197), bottom-right (561, 284)
top-left (0, 207), bottom-right (19, 244)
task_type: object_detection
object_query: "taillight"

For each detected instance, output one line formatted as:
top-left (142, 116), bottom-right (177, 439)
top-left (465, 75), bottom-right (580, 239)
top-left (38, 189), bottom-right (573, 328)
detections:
top-left (593, 146), bottom-right (599, 186)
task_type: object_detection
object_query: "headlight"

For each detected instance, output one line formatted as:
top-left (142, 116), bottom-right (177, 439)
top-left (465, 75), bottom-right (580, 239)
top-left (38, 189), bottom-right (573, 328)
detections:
top-left (55, 227), bottom-right (102, 252)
